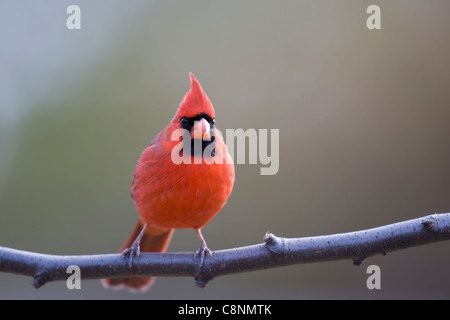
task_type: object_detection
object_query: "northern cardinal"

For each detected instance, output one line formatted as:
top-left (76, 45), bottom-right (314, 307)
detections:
top-left (102, 73), bottom-right (235, 292)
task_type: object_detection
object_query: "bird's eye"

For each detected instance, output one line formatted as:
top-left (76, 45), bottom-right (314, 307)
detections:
top-left (180, 117), bottom-right (189, 128)
top-left (212, 118), bottom-right (215, 124)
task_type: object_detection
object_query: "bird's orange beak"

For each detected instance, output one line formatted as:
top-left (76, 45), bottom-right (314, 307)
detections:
top-left (191, 118), bottom-right (211, 140)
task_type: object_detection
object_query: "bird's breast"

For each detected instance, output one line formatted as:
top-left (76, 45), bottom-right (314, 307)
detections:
top-left (132, 148), bottom-right (234, 230)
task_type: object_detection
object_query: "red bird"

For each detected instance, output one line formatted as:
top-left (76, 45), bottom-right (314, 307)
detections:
top-left (102, 73), bottom-right (235, 292)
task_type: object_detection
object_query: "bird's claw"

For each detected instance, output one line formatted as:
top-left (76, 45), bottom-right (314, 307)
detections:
top-left (194, 244), bottom-right (213, 268)
top-left (121, 241), bottom-right (141, 268)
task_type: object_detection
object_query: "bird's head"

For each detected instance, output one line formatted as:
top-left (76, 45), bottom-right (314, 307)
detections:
top-left (172, 73), bottom-right (216, 140)
top-left (168, 73), bottom-right (217, 157)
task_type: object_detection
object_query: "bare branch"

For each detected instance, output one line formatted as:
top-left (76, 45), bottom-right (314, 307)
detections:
top-left (0, 213), bottom-right (449, 289)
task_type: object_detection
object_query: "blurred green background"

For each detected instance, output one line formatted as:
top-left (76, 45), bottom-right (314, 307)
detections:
top-left (1, 1), bottom-right (449, 299)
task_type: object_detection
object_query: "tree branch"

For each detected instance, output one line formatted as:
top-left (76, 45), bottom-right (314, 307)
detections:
top-left (0, 213), bottom-right (449, 289)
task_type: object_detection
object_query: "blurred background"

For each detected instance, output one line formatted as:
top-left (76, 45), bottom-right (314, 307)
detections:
top-left (1, 0), bottom-right (449, 299)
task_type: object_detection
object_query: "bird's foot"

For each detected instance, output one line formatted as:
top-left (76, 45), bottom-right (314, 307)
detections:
top-left (194, 242), bottom-right (214, 268)
top-left (121, 223), bottom-right (148, 268)
top-left (121, 240), bottom-right (141, 268)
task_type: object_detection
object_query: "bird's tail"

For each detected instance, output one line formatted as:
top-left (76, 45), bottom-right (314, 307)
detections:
top-left (101, 221), bottom-right (173, 292)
